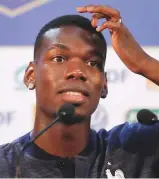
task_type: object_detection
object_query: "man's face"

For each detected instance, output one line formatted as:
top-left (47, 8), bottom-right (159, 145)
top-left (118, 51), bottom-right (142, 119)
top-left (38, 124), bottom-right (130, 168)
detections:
top-left (26, 26), bottom-right (107, 119)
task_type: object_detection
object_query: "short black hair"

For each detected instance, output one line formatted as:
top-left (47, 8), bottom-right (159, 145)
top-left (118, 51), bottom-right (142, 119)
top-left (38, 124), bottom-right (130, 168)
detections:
top-left (34, 14), bottom-right (107, 60)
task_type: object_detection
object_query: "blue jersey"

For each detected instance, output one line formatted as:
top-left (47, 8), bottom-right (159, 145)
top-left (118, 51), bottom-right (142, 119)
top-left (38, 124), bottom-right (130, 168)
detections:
top-left (0, 122), bottom-right (159, 178)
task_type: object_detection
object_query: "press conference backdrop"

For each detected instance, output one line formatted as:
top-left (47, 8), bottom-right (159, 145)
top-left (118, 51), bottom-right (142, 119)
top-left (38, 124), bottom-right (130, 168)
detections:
top-left (0, 0), bottom-right (159, 144)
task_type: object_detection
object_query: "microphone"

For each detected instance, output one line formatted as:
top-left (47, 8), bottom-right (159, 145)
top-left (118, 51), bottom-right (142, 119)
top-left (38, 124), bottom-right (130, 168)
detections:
top-left (15, 103), bottom-right (75, 178)
top-left (58, 103), bottom-right (76, 125)
top-left (137, 109), bottom-right (158, 125)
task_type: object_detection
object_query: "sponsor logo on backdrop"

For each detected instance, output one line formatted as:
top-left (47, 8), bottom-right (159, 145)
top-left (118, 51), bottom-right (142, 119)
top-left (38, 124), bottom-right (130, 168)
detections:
top-left (126, 108), bottom-right (159, 123)
top-left (0, 111), bottom-right (15, 136)
top-left (146, 79), bottom-right (159, 91)
top-left (0, 111), bottom-right (15, 124)
top-left (107, 69), bottom-right (129, 84)
top-left (14, 64), bottom-right (27, 90)
top-left (0, 0), bottom-right (52, 17)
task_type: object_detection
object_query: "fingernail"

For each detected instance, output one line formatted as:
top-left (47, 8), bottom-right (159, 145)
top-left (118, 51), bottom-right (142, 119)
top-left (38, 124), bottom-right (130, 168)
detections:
top-left (96, 27), bottom-right (101, 32)
top-left (76, 7), bottom-right (83, 11)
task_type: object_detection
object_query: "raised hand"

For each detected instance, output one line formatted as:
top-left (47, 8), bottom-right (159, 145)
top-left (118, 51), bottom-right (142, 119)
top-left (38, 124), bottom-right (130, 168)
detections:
top-left (77, 5), bottom-right (148, 74)
top-left (77, 5), bottom-right (122, 34)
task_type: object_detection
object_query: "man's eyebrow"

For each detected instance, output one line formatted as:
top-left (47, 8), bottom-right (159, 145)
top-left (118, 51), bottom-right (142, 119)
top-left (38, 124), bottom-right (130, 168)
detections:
top-left (87, 49), bottom-right (105, 60)
top-left (47, 43), bottom-right (70, 51)
top-left (47, 43), bottom-right (105, 60)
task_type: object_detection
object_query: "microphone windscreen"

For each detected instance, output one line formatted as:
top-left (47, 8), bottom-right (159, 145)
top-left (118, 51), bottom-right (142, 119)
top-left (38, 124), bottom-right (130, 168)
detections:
top-left (58, 103), bottom-right (75, 122)
top-left (137, 109), bottom-right (157, 125)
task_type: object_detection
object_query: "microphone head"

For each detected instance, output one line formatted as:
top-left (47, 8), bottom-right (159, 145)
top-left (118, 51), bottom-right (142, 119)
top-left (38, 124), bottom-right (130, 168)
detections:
top-left (137, 109), bottom-right (158, 125)
top-left (57, 103), bottom-right (75, 125)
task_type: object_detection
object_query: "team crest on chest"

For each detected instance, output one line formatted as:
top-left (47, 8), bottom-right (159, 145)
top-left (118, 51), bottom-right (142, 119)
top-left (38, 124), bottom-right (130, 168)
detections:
top-left (105, 162), bottom-right (125, 179)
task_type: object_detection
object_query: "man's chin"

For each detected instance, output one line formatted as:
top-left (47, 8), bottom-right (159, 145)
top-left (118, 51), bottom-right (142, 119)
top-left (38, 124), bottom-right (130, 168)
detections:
top-left (59, 103), bottom-right (91, 125)
top-left (59, 114), bottom-right (90, 125)
top-left (42, 101), bottom-right (92, 120)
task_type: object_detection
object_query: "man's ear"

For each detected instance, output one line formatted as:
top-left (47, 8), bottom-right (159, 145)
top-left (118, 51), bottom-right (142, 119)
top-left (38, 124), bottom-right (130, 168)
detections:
top-left (101, 72), bottom-right (108, 98)
top-left (24, 61), bottom-right (36, 90)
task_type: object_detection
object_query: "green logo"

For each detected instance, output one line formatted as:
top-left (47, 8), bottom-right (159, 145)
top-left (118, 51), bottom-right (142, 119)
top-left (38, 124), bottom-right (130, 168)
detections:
top-left (14, 65), bottom-right (27, 90)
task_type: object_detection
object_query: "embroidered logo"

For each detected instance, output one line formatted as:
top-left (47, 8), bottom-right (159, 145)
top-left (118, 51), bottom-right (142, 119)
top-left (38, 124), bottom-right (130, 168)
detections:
top-left (106, 169), bottom-right (125, 179)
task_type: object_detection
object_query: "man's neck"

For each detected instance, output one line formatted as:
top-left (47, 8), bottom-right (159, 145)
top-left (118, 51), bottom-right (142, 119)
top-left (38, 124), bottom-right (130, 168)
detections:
top-left (32, 111), bottom-right (90, 158)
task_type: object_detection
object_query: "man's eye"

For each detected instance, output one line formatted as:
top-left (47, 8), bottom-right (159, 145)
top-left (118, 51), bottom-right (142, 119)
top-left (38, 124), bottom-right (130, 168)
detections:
top-left (52, 56), bottom-right (66, 63)
top-left (87, 60), bottom-right (104, 71)
top-left (87, 61), bottom-right (98, 67)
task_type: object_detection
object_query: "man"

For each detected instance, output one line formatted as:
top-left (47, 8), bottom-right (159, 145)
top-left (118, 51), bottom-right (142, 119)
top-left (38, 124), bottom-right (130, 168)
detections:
top-left (0, 4), bottom-right (159, 178)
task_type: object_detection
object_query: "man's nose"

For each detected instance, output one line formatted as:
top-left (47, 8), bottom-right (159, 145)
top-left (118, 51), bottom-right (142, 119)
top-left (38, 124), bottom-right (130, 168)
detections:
top-left (64, 60), bottom-right (87, 82)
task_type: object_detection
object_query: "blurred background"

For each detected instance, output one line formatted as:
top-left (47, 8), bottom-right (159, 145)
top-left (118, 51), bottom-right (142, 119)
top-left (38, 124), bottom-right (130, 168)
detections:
top-left (0, 0), bottom-right (159, 144)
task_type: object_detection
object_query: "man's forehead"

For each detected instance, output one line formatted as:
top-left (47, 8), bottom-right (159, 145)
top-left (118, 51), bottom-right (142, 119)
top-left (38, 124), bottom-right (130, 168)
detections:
top-left (44, 25), bottom-right (99, 38)
top-left (42, 26), bottom-right (105, 52)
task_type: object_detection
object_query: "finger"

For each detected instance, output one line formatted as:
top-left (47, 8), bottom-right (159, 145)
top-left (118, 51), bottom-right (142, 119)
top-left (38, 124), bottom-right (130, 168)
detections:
top-left (91, 13), bottom-right (102, 27)
top-left (91, 13), bottom-right (108, 27)
top-left (91, 15), bottom-right (98, 27)
top-left (78, 5), bottom-right (120, 19)
top-left (92, 13), bottom-right (105, 19)
top-left (96, 21), bottom-right (121, 32)
top-left (77, 5), bottom-right (97, 12)
top-left (94, 13), bottom-right (112, 22)
top-left (76, 5), bottom-right (91, 13)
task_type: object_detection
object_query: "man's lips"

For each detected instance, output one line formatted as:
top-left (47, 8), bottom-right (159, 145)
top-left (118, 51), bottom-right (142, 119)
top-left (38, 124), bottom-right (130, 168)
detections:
top-left (58, 86), bottom-right (89, 103)
top-left (60, 91), bottom-right (87, 103)
top-left (58, 86), bottom-right (89, 97)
